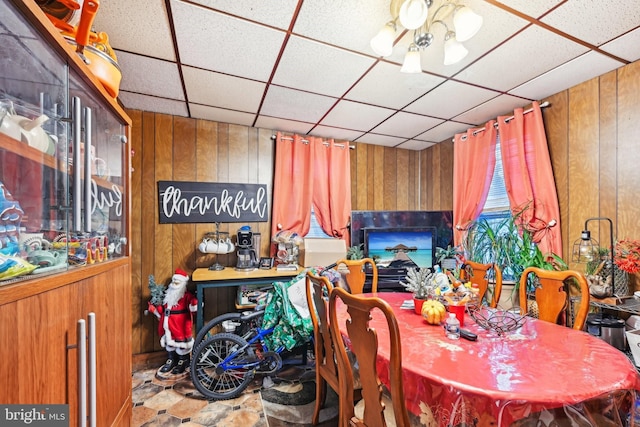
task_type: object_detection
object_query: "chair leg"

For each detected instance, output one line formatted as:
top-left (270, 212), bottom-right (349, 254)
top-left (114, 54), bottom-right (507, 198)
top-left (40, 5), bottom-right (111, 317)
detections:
top-left (312, 373), bottom-right (327, 425)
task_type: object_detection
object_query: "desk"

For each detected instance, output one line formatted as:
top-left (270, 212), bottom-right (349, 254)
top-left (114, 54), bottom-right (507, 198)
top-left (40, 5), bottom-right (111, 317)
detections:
top-left (191, 266), bottom-right (304, 332)
top-left (336, 292), bottom-right (640, 426)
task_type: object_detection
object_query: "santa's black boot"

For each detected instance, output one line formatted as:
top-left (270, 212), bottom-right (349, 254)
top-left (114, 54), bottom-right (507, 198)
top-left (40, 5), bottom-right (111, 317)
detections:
top-left (172, 353), bottom-right (190, 375)
top-left (159, 351), bottom-right (177, 374)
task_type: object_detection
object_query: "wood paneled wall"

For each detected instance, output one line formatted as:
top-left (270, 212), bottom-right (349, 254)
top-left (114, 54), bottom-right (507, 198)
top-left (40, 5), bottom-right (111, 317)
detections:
top-left (128, 60), bottom-right (639, 355)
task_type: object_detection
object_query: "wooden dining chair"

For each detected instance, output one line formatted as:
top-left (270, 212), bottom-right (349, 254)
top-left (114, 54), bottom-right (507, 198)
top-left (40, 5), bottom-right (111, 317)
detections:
top-left (329, 287), bottom-right (410, 427)
top-left (518, 267), bottom-right (590, 330)
top-left (334, 258), bottom-right (378, 294)
top-left (463, 260), bottom-right (503, 308)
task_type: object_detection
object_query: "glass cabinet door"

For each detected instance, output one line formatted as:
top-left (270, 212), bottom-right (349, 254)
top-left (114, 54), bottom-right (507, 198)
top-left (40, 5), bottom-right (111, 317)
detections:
top-left (0, 0), bottom-right (128, 285)
top-left (0, 0), bottom-right (70, 283)
top-left (68, 74), bottom-right (128, 262)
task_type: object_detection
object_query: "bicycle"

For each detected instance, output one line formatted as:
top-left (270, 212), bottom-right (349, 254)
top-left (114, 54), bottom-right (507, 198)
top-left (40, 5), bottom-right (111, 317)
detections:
top-left (190, 270), bottom-right (315, 400)
top-left (193, 305), bottom-right (265, 350)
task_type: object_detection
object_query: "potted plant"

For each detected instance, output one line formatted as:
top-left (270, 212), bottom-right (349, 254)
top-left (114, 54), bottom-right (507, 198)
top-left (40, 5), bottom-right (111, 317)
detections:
top-left (400, 267), bottom-right (435, 314)
top-left (462, 210), bottom-right (568, 310)
top-left (435, 245), bottom-right (463, 271)
top-left (346, 243), bottom-right (364, 260)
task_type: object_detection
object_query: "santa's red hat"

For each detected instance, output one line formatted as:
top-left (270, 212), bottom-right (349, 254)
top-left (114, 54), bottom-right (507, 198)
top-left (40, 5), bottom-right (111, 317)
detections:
top-left (172, 269), bottom-right (189, 285)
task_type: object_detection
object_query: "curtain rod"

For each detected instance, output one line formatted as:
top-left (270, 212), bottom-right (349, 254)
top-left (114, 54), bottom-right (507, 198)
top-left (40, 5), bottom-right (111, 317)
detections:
top-left (272, 134), bottom-right (355, 149)
top-left (453, 101), bottom-right (550, 142)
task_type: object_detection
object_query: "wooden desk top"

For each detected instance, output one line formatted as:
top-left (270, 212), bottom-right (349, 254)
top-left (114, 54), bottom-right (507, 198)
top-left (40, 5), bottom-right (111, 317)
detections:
top-left (192, 266), bottom-right (304, 282)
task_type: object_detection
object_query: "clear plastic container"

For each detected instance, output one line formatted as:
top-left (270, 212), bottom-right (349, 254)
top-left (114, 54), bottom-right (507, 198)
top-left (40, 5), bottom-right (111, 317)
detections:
top-left (445, 313), bottom-right (460, 340)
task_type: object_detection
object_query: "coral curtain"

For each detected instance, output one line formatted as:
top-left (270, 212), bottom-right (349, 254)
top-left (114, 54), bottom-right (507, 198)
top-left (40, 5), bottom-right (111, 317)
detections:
top-left (271, 132), bottom-right (352, 251)
top-left (497, 101), bottom-right (562, 257)
top-left (452, 121), bottom-right (497, 246)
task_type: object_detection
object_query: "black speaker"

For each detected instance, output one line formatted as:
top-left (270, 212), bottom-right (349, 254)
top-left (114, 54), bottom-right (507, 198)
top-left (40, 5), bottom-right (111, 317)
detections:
top-left (237, 230), bottom-right (253, 247)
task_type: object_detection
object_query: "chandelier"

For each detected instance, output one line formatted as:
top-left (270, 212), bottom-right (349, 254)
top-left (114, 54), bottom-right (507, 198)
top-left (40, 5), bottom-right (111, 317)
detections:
top-left (370, 0), bottom-right (483, 72)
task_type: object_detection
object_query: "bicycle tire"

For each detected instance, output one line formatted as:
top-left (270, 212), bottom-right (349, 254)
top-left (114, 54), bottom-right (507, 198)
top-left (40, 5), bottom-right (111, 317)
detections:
top-left (190, 332), bottom-right (255, 400)
top-left (194, 311), bottom-right (264, 349)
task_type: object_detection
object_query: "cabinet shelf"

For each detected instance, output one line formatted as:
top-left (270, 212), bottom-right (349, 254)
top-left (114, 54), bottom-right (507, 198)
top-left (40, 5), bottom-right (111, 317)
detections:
top-left (0, 132), bottom-right (121, 191)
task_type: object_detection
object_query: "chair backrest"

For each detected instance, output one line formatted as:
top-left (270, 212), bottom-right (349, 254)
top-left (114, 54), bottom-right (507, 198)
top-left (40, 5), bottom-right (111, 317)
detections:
top-left (305, 271), bottom-right (339, 386)
top-left (329, 287), bottom-right (410, 427)
top-left (464, 260), bottom-right (503, 308)
top-left (518, 266), bottom-right (590, 330)
top-left (334, 258), bottom-right (378, 294)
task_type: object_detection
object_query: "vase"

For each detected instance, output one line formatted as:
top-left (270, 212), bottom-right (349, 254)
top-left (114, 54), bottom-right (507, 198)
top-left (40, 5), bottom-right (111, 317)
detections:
top-left (414, 297), bottom-right (426, 315)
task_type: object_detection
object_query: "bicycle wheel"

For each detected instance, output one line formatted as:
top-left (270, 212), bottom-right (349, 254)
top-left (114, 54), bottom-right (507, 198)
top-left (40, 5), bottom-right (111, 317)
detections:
top-left (190, 332), bottom-right (255, 400)
top-left (194, 311), bottom-right (264, 349)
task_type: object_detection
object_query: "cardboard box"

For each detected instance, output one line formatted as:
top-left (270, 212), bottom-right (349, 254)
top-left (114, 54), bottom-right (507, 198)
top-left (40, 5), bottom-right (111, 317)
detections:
top-left (299, 238), bottom-right (346, 268)
top-left (626, 329), bottom-right (640, 367)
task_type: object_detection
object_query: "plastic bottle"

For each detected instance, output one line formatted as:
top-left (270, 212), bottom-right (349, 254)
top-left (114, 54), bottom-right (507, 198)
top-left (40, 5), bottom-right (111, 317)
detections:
top-left (445, 312), bottom-right (460, 340)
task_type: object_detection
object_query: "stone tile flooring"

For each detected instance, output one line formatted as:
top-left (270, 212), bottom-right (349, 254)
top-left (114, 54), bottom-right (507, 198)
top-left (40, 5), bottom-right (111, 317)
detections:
top-left (131, 367), bottom-right (267, 427)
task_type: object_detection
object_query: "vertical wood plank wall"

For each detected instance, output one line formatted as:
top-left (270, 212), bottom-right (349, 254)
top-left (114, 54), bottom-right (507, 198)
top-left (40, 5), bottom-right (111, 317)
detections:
top-left (129, 60), bottom-right (639, 356)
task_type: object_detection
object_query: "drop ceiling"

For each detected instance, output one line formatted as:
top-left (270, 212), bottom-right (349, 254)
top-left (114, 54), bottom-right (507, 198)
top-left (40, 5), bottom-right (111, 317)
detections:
top-left (92, 0), bottom-right (640, 150)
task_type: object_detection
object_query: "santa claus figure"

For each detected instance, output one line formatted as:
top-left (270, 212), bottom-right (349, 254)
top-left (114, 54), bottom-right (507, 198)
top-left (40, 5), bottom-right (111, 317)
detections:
top-left (148, 269), bottom-right (198, 377)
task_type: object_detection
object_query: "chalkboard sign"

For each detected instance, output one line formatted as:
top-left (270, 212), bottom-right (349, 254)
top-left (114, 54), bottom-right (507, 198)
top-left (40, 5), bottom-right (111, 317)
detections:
top-left (157, 181), bottom-right (268, 224)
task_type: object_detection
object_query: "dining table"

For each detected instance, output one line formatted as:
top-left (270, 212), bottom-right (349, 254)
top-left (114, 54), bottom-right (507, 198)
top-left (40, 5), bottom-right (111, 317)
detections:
top-left (335, 292), bottom-right (640, 426)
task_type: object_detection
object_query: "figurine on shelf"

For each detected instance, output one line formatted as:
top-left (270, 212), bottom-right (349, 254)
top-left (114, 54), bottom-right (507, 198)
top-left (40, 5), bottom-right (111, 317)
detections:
top-left (147, 269), bottom-right (198, 379)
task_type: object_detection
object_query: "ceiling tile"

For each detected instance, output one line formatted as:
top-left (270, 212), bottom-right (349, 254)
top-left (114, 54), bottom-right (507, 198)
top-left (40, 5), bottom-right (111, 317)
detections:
top-left (119, 92), bottom-right (188, 117)
top-left (272, 36), bottom-right (375, 97)
top-left (171, 0), bottom-right (285, 81)
top-left (541, 1), bottom-right (640, 46)
top-left (182, 66), bottom-right (265, 112)
top-left (93, 0), bottom-right (175, 61)
top-left (293, 0), bottom-right (391, 56)
top-left (510, 51), bottom-right (625, 100)
top-left (355, 133), bottom-right (407, 148)
top-left (320, 100), bottom-right (394, 131)
top-left (116, 51), bottom-right (184, 100)
top-left (405, 80), bottom-right (500, 118)
top-left (190, 104), bottom-right (255, 127)
top-left (453, 94), bottom-right (529, 125)
top-left (416, 121), bottom-right (474, 144)
top-left (457, 25), bottom-right (589, 92)
top-left (255, 116), bottom-right (316, 136)
top-left (492, 0), bottom-right (563, 18)
top-left (310, 126), bottom-right (365, 142)
top-left (371, 112), bottom-right (443, 139)
top-left (187, 0), bottom-right (298, 30)
top-left (346, 62), bottom-right (445, 109)
top-left (260, 86), bottom-right (337, 123)
top-left (600, 29), bottom-right (640, 63)
top-left (396, 139), bottom-right (436, 150)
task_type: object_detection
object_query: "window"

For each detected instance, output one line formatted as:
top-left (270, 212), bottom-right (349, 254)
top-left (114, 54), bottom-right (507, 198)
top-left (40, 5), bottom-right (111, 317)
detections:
top-left (305, 208), bottom-right (332, 238)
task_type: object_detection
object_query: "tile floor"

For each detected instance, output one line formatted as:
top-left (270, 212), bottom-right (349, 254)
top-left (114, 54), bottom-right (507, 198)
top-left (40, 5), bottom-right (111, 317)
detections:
top-left (131, 365), bottom-right (268, 427)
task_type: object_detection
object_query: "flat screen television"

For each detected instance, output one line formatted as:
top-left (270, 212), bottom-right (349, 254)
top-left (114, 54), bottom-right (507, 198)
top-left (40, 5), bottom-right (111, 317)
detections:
top-left (363, 226), bottom-right (436, 269)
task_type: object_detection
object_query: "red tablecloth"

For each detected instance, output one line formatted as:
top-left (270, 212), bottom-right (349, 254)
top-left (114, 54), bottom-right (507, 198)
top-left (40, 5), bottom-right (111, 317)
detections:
top-left (335, 292), bottom-right (640, 426)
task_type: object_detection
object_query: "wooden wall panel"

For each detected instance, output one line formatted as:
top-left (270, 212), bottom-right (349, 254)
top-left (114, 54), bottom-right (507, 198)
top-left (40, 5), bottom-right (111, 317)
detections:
top-left (128, 110), bottom-right (143, 354)
top-left (543, 91), bottom-right (569, 259)
top-left (396, 149), bottom-right (409, 210)
top-left (567, 79), bottom-right (600, 261)
top-left (617, 62), bottom-right (640, 239)
top-left (383, 147), bottom-right (397, 210)
top-left (599, 71), bottom-right (618, 248)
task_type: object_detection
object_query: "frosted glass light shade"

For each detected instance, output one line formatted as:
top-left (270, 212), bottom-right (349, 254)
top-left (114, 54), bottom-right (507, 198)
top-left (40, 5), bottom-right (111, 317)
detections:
top-left (443, 33), bottom-right (468, 65)
top-left (371, 22), bottom-right (396, 57)
top-left (401, 44), bottom-right (422, 73)
top-left (399, 0), bottom-right (429, 30)
top-left (453, 6), bottom-right (483, 42)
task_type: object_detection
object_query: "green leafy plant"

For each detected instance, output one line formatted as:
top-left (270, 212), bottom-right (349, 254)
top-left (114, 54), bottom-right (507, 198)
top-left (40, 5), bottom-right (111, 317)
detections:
top-left (462, 209), bottom-right (567, 293)
top-left (346, 244), bottom-right (364, 260)
top-left (435, 245), bottom-right (463, 266)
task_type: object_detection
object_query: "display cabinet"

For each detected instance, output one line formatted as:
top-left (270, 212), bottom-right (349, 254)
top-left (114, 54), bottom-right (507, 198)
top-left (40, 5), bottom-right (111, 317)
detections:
top-left (0, 0), bottom-right (131, 425)
top-left (1, 0), bottom-right (128, 284)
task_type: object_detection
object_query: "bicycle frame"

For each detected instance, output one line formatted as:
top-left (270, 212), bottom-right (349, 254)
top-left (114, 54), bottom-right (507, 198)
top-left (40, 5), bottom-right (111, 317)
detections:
top-left (215, 325), bottom-right (285, 372)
